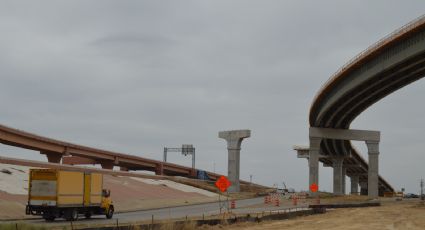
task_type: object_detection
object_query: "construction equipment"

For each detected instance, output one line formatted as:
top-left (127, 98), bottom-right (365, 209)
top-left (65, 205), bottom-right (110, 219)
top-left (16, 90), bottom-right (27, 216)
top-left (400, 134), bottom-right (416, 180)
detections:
top-left (25, 169), bottom-right (114, 221)
top-left (277, 181), bottom-right (295, 194)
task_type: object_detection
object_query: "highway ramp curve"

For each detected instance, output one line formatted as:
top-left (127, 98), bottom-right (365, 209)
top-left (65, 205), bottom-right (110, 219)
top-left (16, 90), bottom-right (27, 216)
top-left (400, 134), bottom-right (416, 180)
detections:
top-left (0, 122), bottom-right (223, 179)
top-left (310, 14), bottom-right (425, 193)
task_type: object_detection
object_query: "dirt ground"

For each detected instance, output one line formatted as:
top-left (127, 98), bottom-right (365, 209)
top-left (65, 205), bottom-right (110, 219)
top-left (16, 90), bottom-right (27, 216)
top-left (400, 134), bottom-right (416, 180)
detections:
top-left (204, 199), bottom-right (425, 230)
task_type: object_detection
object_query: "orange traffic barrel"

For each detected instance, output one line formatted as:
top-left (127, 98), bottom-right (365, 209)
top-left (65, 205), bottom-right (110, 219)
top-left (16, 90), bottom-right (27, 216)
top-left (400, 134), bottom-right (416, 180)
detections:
top-left (275, 197), bottom-right (280, 207)
top-left (230, 200), bottom-right (236, 209)
top-left (292, 195), bottom-right (298, 206)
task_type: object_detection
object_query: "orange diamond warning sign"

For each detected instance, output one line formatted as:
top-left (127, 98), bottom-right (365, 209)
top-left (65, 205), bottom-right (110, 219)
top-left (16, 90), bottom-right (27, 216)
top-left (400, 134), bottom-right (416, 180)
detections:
top-left (310, 183), bottom-right (318, 193)
top-left (215, 176), bottom-right (231, 192)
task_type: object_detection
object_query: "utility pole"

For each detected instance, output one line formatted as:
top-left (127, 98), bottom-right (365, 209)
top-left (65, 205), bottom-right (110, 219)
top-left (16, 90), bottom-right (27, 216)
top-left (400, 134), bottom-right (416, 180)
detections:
top-left (421, 178), bottom-right (424, 201)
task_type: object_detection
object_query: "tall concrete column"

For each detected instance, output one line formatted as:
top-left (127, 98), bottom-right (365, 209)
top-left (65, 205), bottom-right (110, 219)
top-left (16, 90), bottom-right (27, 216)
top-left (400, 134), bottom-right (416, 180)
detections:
top-left (342, 167), bottom-right (346, 195)
top-left (359, 181), bottom-right (368, 195)
top-left (309, 137), bottom-right (321, 193)
top-left (219, 130), bottom-right (251, 193)
top-left (366, 140), bottom-right (379, 199)
top-left (350, 175), bottom-right (359, 194)
top-left (333, 157), bottom-right (344, 195)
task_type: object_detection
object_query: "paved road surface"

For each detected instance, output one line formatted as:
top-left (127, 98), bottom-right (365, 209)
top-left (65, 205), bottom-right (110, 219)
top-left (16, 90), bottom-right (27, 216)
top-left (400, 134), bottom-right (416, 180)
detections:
top-left (15, 196), bottom-right (308, 227)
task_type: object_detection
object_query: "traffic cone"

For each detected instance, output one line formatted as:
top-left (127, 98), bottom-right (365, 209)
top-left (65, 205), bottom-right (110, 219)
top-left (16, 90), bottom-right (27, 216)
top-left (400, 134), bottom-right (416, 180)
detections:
top-left (292, 195), bottom-right (298, 206)
top-left (230, 200), bottom-right (236, 209)
top-left (264, 195), bottom-right (271, 204)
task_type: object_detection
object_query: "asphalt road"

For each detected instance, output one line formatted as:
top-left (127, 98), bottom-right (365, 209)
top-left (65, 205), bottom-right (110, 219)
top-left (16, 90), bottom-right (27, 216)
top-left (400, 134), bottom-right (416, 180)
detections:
top-left (15, 196), bottom-right (308, 227)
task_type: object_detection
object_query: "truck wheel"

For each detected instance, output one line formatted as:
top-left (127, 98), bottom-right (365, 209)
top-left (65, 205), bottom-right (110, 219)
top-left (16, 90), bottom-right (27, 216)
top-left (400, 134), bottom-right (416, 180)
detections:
top-left (43, 211), bottom-right (56, 222)
top-left (71, 208), bottom-right (79, 221)
top-left (65, 208), bottom-right (79, 221)
top-left (106, 206), bottom-right (114, 219)
top-left (85, 211), bottom-right (92, 219)
top-left (44, 216), bottom-right (55, 222)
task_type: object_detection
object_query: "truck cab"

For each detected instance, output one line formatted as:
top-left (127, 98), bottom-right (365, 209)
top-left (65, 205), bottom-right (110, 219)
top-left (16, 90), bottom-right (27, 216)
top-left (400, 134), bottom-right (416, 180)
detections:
top-left (101, 189), bottom-right (114, 219)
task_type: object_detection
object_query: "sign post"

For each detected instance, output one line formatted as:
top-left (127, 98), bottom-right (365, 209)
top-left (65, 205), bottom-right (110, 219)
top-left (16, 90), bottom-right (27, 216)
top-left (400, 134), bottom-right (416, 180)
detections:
top-left (215, 176), bottom-right (231, 213)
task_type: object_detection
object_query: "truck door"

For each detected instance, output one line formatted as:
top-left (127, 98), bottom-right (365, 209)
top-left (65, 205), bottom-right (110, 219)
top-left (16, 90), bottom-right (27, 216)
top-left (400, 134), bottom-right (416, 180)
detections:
top-left (84, 173), bottom-right (91, 206)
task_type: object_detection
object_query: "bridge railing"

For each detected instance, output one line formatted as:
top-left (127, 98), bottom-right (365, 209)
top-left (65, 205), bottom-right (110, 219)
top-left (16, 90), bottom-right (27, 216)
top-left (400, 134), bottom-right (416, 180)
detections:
top-left (314, 14), bottom-right (425, 103)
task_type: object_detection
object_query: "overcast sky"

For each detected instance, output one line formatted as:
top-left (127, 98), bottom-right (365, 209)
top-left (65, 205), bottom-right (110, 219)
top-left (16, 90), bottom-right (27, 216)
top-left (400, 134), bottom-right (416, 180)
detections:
top-left (0, 1), bottom-right (424, 193)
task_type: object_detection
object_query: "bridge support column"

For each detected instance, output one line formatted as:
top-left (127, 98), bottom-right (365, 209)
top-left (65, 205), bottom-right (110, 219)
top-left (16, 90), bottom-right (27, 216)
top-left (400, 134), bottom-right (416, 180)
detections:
top-left (41, 151), bottom-right (62, 164)
top-left (350, 175), bottom-right (359, 194)
top-left (155, 163), bottom-right (164, 175)
top-left (309, 127), bottom-right (381, 198)
top-left (342, 167), bottom-right (346, 194)
top-left (366, 140), bottom-right (379, 199)
top-left (100, 161), bottom-right (114, 170)
top-left (309, 137), bottom-right (321, 195)
top-left (333, 157), bottom-right (344, 195)
top-left (219, 130), bottom-right (251, 193)
top-left (360, 181), bottom-right (368, 195)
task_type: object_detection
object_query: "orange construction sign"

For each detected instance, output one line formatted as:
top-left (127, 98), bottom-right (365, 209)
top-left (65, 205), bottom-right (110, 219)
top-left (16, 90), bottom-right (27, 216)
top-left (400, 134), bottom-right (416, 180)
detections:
top-left (310, 183), bottom-right (319, 193)
top-left (215, 176), bottom-right (231, 192)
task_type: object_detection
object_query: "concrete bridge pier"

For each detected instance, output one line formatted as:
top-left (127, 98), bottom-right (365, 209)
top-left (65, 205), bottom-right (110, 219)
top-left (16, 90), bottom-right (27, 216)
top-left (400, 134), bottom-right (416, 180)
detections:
top-left (41, 151), bottom-right (63, 164)
top-left (100, 160), bottom-right (114, 170)
top-left (366, 140), bottom-right (380, 199)
top-left (333, 157), bottom-right (344, 195)
top-left (350, 175), bottom-right (359, 194)
top-left (308, 137), bottom-right (321, 195)
top-left (155, 163), bottom-right (164, 175)
top-left (342, 167), bottom-right (346, 194)
top-left (360, 181), bottom-right (368, 195)
top-left (219, 129), bottom-right (251, 193)
top-left (309, 127), bottom-right (380, 198)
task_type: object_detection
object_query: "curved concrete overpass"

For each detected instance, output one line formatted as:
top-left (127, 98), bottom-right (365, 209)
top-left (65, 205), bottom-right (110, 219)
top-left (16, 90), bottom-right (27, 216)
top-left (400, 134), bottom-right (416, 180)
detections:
top-left (309, 15), bottom-right (425, 196)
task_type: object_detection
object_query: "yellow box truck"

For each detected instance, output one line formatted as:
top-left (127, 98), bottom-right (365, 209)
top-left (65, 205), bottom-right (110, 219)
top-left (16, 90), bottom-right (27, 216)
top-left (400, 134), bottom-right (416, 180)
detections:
top-left (25, 169), bottom-right (114, 221)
